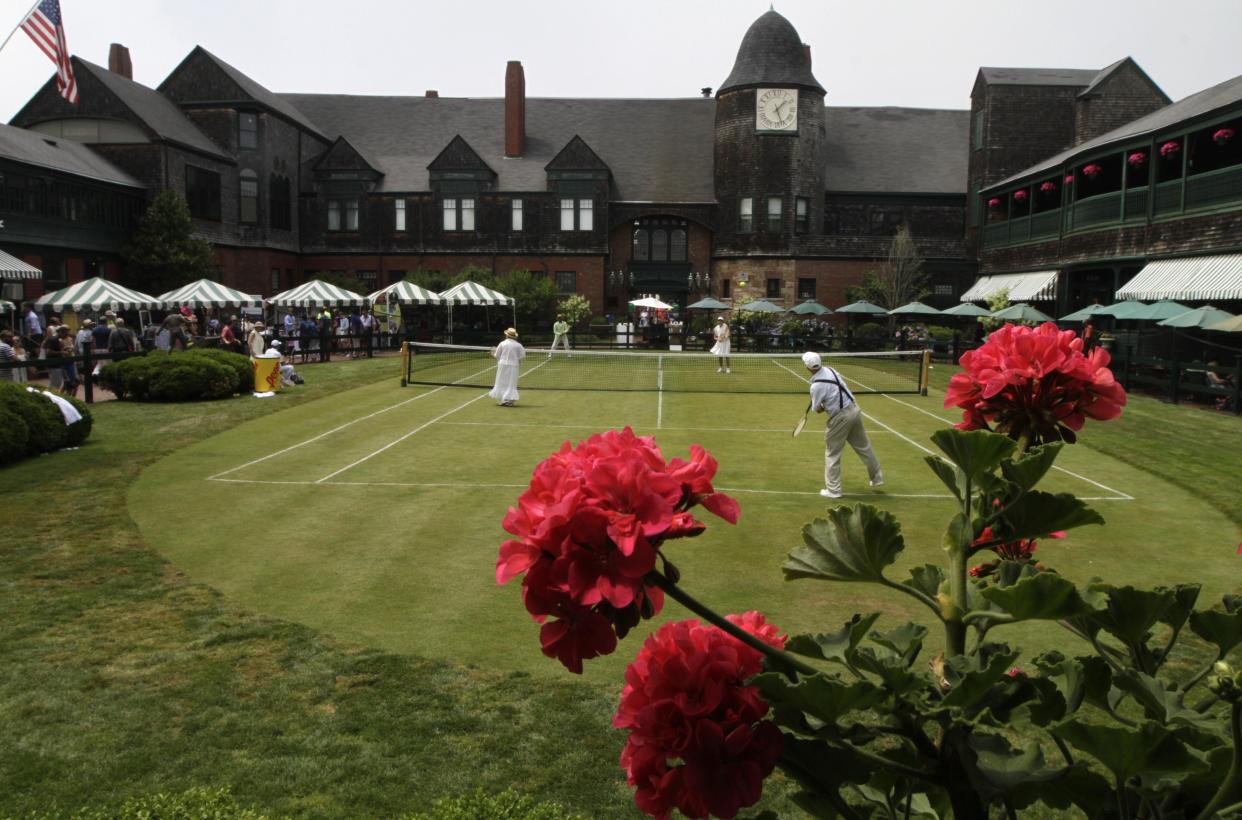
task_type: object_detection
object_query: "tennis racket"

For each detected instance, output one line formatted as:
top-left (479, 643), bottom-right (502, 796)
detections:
top-left (792, 401), bottom-right (812, 437)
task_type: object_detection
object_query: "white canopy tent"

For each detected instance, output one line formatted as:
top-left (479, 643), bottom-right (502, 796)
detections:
top-left (158, 279), bottom-right (263, 308)
top-left (35, 277), bottom-right (165, 312)
top-left (438, 281), bottom-right (516, 335)
top-left (268, 279), bottom-right (367, 309)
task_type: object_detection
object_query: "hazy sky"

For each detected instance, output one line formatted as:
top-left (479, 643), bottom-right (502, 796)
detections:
top-left (0, 0), bottom-right (1239, 122)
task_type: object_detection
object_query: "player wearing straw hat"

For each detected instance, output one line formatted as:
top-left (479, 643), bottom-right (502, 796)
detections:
top-left (711, 316), bottom-right (731, 373)
top-left (803, 351), bottom-right (883, 499)
top-left (490, 328), bottom-right (526, 406)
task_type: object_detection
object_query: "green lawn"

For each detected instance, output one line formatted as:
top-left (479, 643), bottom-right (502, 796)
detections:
top-left (2, 356), bottom-right (1240, 818)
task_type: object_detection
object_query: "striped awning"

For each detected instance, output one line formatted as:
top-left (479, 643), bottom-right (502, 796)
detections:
top-left (268, 279), bottom-right (366, 308)
top-left (961, 270), bottom-right (1058, 303)
top-left (158, 278), bottom-right (262, 308)
top-left (34, 277), bottom-right (165, 311)
top-left (368, 280), bottom-right (443, 306)
top-left (1, 299), bottom-right (15, 312)
top-left (439, 280), bottom-right (514, 306)
top-left (1116, 254), bottom-right (1242, 301)
top-left (0, 249), bottom-right (42, 280)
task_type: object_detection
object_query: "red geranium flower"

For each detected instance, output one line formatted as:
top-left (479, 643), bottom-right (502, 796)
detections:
top-left (1040, 181), bottom-right (1058, 194)
top-left (1214, 127), bottom-right (1236, 146)
top-left (615, 613), bottom-right (786, 819)
top-left (1160, 140), bottom-right (1181, 158)
top-left (1013, 190), bottom-right (1028, 202)
top-left (1082, 163), bottom-right (1103, 179)
top-left (944, 322), bottom-right (1127, 445)
top-left (1064, 174), bottom-right (1075, 185)
top-left (1127, 151), bottom-right (1147, 168)
top-left (987, 197), bottom-right (1001, 208)
top-left (498, 428), bottom-right (739, 672)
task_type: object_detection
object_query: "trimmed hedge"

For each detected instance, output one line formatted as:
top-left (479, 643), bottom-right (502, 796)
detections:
top-left (0, 382), bottom-right (94, 466)
top-left (99, 349), bottom-right (252, 402)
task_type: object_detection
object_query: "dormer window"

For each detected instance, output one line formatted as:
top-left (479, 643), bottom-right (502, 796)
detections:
top-left (239, 112), bottom-right (258, 150)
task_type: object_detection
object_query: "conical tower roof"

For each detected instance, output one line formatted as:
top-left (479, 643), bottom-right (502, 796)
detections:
top-left (718, 10), bottom-right (824, 95)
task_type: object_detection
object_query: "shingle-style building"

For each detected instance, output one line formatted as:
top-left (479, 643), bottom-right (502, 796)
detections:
top-left (3, 9), bottom-right (1241, 315)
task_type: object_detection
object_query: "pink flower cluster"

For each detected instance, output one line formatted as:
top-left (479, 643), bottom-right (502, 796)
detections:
top-left (945, 322), bottom-right (1127, 444)
top-left (1127, 151), bottom-right (1147, 168)
top-left (1013, 190), bottom-right (1028, 202)
top-left (1160, 140), bottom-right (1181, 158)
top-left (1214, 127), bottom-right (1236, 146)
top-left (615, 613), bottom-right (786, 819)
top-left (497, 428), bottom-right (740, 673)
top-left (987, 197), bottom-right (1002, 208)
top-left (1082, 163), bottom-right (1103, 179)
top-left (1064, 173), bottom-right (1075, 185)
top-left (968, 525), bottom-right (1065, 578)
top-left (1040, 181), bottom-right (1058, 194)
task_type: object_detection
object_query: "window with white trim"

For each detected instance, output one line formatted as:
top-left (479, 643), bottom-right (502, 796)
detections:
top-left (767, 197), bottom-right (782, 232)
top-left (239, 169), bottom-right (258, 224)
top-left (327, 199), bottom-right (357, 231)
top-left (394, 199), bottom-right (406, 231)
top-left (795, 197), bottom-right (809, 233)
top-left (511, 199), bottom-right (523, 231)
top-left (443, 197), bottom-right (475, 231)
top-left (739, 197), bottom-right (753, 232)
top-left (559, 198), bottom-right (593, 231)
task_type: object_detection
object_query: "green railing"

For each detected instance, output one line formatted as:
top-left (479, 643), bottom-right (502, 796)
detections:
top-left (1185, 164), bottom-right (1242, 210)
top-left (1153, 180), bottom-right (1181, 216)
top-left (1069, 191), bottom-right (1122, 230)
top-left (1030, 209), bottom-right (1060, 239)
top-left (1123, 188), bottom-right (1148, 221)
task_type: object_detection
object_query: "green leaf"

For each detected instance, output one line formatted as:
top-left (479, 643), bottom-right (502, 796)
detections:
top-left (1190, 607), bottom-right (1242, 657)
top-left (1090, 584), bottom-right (1179, 646)
top-left (868, 622), bottom-right (928, 668)
top-left (1112, 669), bottom-right (1221, 732)
top-left (979, 573), bottom-right (1104, 622)
top-left (781, 735), bottom-right (873, 791)
top-left (853, 644), bottom-right (928, 697)
top-left (903, 564), bottom-right (947, 602)
top-left (751, 671), bottom-right (885, 726)
top-left (784, 505), bottom-right (905, 584)
top-left (930, 428), bottom-right (1017, 483)
top-left (993, 490), bottom-right (1105, 541)
top-left (999, 441), bottom-right (1063, 491)
top-left (1161, 583), bottom-right (1202, 631)
top-left (923, 455), bottom-right (964, 501)
top-left (969, 732), bottom-right (1063, 795)
top-left (1052, 719), bottom-right (1209, 782)
top-left (941, 648), bottom-right (1020, 711)
top-left (785, 613), bottom-right (880, 665)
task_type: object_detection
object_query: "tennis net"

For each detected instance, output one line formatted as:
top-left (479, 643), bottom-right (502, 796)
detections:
top-left (402, 342), bottom-right (929, 395)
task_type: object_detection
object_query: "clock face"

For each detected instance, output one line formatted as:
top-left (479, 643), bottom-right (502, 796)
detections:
top-left (756, 87), bottom-right (798, 132)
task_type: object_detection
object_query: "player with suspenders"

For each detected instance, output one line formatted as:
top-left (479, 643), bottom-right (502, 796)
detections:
top-left (802, 351), bottom-right (884, 499)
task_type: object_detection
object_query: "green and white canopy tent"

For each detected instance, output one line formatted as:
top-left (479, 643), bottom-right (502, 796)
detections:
top-left (158, 279), bottom-right (263, 309)
top-left (267, 279), bottom-right (367, 309)
top-left (34, 277), bottom-right (165, 312)
top-left (1, 249), bottom-right (42, 281)
top-left (367, 280), bottom-right (444, 306)
top-left (438, 281), bottom-right (516, 334)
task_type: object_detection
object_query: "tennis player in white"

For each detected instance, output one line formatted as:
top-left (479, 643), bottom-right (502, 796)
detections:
top-left (711, 317), bottom-right (731, 373)
top-left (548, 314), bottom-right (570, 357)
top-left (803, 351), bottom-right (883, 498)
top-left (490, 328), bottom-right (526, 406)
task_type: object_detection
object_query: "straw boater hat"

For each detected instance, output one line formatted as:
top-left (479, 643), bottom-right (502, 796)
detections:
top-left (504, 328), bottom-right (519, 339)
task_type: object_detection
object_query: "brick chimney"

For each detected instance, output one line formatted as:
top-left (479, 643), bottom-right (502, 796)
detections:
top-left (425, 90), bottom-right (438, 98)
top-left (802, 44), bottom-right (812, 71)
top-left (108, 43), bottom-right (132, 79)
top-left (505, 61), bottom-right (525, 158)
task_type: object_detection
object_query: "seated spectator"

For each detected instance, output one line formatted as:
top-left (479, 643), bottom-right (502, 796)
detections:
top-left (267, 339), bottom-right (303, 385)
top-left (1206, 361), bottom-right (1235, 411)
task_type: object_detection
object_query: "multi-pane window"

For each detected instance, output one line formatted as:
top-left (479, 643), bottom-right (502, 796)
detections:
top-left (357, 270), bottom-right (377, 287)
top-left (721, 279), bottom-right (731, 298)
top-left (767, 197), bottom-right (782, 232)
top-left (556, 271), bottom-right (576, 294)
top-left (739, 197), bottom-right (753, 232)
top-left (934, 283), bottom-right (954, 296)
top-left (651, 229), bottom-right (668, 260)
top-left (184, 165), bottom-right (221, 221)
top-left (559, 198), bottom-right (593, 231)
top-left (270, 268), bottom-right (280, 291)
top-left (269, 174), bottom-right (291, 230)
top-left (795, 197), bottom-right (809, 233)
top-left (511, 199), bottom-right (523, 231)
top-left (442, 198), bottom-right (475, 231)
top-left (766, 278), bottom-right (781, 298)
top-left (798, 277), bottom-right (816, 300)
top-left (239, 170), bottom-right (258, 224)
top-left (327, 199), bottom-right (358, 231)
top-left (394, 199), bottom-right (406, 231)
top-left (631, 220), bottom-right (689, 262)
top-left (670, 228), bottom-right (687, 260)
top-left (239, 112), bottom-right (258, 150)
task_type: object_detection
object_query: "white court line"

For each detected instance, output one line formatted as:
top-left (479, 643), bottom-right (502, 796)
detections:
top-left (437, 420), bottom-right (903, 434)
top-left (206, 366), bottom-right (497, 481)
top-left (657, 354), bottom-right (664, 430)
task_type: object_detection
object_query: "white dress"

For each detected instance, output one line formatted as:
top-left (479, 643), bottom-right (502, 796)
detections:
top-left (489, 338), bottom-right (526, 403)
top-left (710, 324), bottom-right (731, 356)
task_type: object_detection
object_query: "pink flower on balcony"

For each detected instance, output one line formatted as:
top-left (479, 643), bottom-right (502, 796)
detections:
top-left (1064, 174), bottom-right (1075, 185)
top-left (1039, 181), bottom-right (1057, 194)
top-left (1214, 127), bottom-right (1236, 146)
top-left (1160, 140), bottom-right (1181, 158)
top-left (1127, 151), bottom-right (1147, 168)
top-left (987, 197), bottom-right (1001, 208)
top-left (1082, 163), bottom-right (1103, 179)
top-left (1013, 190), bottom-right (1028, 202)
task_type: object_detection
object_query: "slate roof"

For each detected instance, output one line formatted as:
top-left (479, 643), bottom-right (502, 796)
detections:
top-left (824, 107), bottom-right (970, 194)
top-left (0, 123), bottom-right (143, 188)
top-left (74, 58), bottom-right (231, 161)
top-left (174, 48), bottom-right (327, 140)
top-left (718, 10), bottom-right (824, 94)
top-left (282, 94), bottom-right (718, 201)
top-left (990, 72), bottom-right (1242, 189)
top-left (978, 67), bottom-right (1100, 87)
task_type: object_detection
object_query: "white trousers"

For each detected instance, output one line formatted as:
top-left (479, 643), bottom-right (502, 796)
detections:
top-left (824, 403), bottom-right (882, 494)
top-left (549, 333), bottom-right (570, 354)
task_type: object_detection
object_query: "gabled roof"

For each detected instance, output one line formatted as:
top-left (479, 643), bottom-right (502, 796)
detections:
top-left (989, 72), bottom-right (1242, 189)
top-left (160, 47), bottom-right (327, 141)
top-left (545, 135), bottom-right (608, 173)
top-left (72, 58), bottom-right (231, 161)
top-left (1079, 57), bottom-right (1169, 103)
top-left (282, 94), bottom-right (716, 200)
top-left (824, 107), bottom-right (970, 194)
top-left (978, 67), bottom-right (1100, 87)
top-left (427, 135), bottom-right (494, 176)
top-left (0, 123), bottom-right (143, 188)
top-left (313, 135), bottom-right (382, 175)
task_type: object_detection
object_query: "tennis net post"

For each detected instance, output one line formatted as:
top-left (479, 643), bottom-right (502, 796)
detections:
top-left (920, 349), bottom-right (931, 396)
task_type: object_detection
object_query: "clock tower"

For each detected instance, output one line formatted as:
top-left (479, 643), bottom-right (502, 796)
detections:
top-left (714, 10), bottom-right (826, 261)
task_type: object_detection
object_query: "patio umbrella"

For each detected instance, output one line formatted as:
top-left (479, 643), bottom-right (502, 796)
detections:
top-left (1093, 301), bottom-right (1149, 319)
top-left (1157, 306), bottom-right (1236, 329)
top-left (790, 300), bottom-right (832, 315)
top-left (1129, 300), bottom-right (1193, 322)
top-left (1205, 314), bottom-right (1242, 333)
top-left (888, 301), bottom-right (941, 316)
top-left (941, 303), bottom-right (993, 318)
top-left (836, 299), bottom-right (888, 315)
top-left (738, 299), bottom-right (786, 313)
top-left (629, 296), bottom-right (673, 310)
top-left (1058, 303), bottom-right (1110, 322)
top-left (686, 297), bottom-right (730, 310)
top-left (991, 303), bottom-right (1055, 323)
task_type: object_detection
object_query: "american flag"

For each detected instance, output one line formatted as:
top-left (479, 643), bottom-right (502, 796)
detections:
top-left (21, 0), bottom-right (77, 104)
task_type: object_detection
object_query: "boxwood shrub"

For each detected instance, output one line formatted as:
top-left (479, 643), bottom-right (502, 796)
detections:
top-left (99, 349), bottom-right (251, 401)
top-left (0, 382), bottom-right (94, 466)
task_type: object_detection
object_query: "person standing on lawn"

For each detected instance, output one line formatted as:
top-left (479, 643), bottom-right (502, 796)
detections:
top-left (711, 316), bottom-right (731, 373)
top-left (489, 328), bottom-right (526, 406)
top-left (549, 313), bottom-right (570, 357)
top-left (803, 350), bottom-right (883, 499)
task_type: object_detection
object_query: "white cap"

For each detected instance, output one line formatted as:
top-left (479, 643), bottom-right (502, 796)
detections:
top-left (801, 351), bottom-right (821, 369)
top-left (270, 339), bottom-right (282, 347)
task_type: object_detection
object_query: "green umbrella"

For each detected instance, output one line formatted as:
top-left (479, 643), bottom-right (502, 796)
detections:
top-left (739, 299), bottom-right (786, 314)
top-left (1058, 303), bottom-right (1110, 322)
top-left (790, 300), bottom-right (832, 315)
top-left (686, 297), bottom-right (731, 310)
top-left (1129, 300), bottom-right (1194, 321)
top-left (1157, 306), bottom-right (1236, 328)
top-left (1093, 301), bottom-right (1149, 319)
top-left (836, 300), bottom-right (888, 314)
top-left (888, 301), bottom-right (942, 316)
top-left (942, 303), bottom-right (993, 318)
top-left (1206, 314), bottom-right (1242, 333)
top-left (991, 303), bottom-right (1055, 323)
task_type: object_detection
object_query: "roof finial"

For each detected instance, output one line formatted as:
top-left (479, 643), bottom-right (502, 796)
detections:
top-left (770, 2), bottom-right (775, 9)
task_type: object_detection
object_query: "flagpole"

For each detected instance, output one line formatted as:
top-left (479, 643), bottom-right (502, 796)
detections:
top-left (0, 0), bottom-right (43, 56)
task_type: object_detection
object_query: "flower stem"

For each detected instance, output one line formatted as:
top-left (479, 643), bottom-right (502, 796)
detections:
top-left (646, 571), bottom-right (818, 679)
top-left (1195, 700), bottom-right (1242, 820)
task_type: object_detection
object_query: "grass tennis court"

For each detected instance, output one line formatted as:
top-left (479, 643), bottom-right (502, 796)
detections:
top-left (129, 353), bottom-right (1239, 683)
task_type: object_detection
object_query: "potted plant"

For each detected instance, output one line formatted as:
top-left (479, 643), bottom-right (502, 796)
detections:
top-left (1082, 162), bottom-right (1103, 180)
top-left (1160, 140), bottom-right (1181, 158)
top-left (1214, 127), bottom-right (1235, 146)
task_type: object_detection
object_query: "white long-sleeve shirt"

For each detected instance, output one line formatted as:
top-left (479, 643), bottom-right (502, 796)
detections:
top-left (809, 366), bottom-right (856, 414)
top-left (493, 338), bottom-right (526, 365)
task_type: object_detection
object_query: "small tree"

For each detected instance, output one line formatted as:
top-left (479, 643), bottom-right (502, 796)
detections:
top-left (978, 287), bottom-right (1011, 332)
top-left (557, 294), bottom-right (592, 328)
top-left (122, 191), bottom-right (217, 294)
top-left (853, 224), bottom-right (929, 310)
